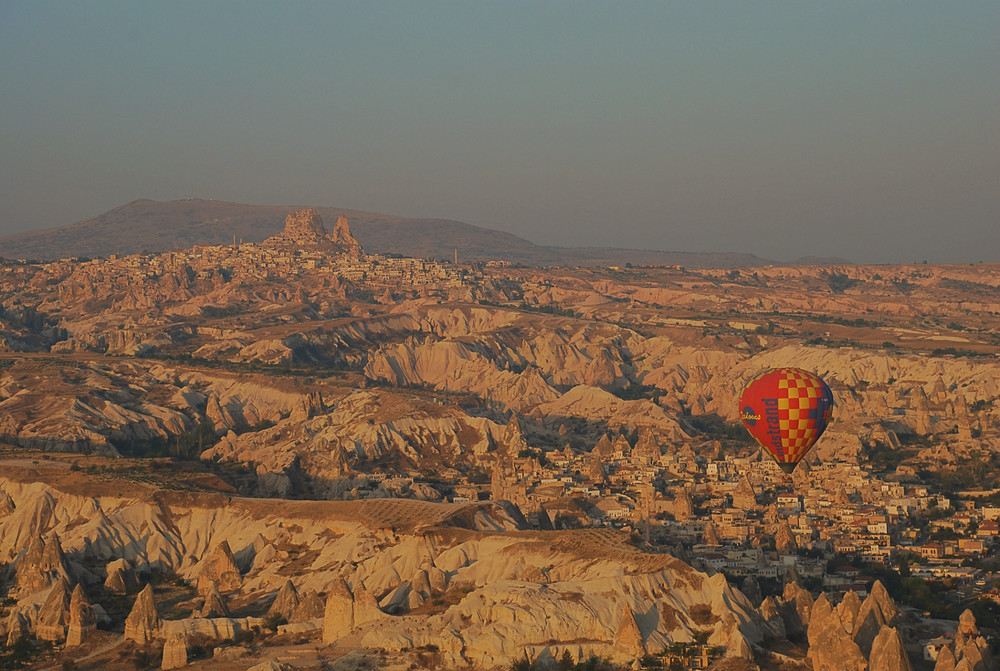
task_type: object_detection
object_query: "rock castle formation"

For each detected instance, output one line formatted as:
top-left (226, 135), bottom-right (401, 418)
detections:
top-left (263, 209), bottom-right (363, 255)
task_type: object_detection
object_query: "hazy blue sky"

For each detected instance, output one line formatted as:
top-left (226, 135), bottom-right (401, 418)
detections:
top-left (1, 2), bottom-right (997, 263)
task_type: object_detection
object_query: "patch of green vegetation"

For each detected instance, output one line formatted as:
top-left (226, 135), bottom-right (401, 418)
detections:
top-left (825, 272), bottom-right (861, 294)
top-left (0, 638), bottom-right (53, 670)
top-left (613, 383), bottom-right (661, 402)
top-left (940, 278), bottom-right (999, 294)
top-left (517, 302), bottom-right (579, 318)
top-left (930, 347), bottom-right (988, 359)
top-left (687, 414), bottom-right (754, 445)
top-left (518, 447), bottom-right (550, 468)
top-left (865, 441), bottom-right (917, 473)
top-left (134, 351), bottom-right (348, 377)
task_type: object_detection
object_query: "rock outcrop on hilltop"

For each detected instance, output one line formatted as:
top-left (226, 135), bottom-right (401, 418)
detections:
top-left (332, 215), bottom-right (363, 255)
top-left (263, 209), bottom-right (364, 254)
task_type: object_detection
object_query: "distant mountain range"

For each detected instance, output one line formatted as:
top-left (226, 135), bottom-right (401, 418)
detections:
top-left (0, 199), bottom-right (844, 268)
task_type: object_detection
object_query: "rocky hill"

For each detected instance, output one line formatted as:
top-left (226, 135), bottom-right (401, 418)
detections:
top-left (0, 198), bottom-right (772, 267)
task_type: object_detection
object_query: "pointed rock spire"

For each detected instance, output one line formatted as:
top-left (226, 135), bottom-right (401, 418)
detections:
top-left (593, 434), bottom-right (614, 458)
top-left (869, 626), bottom-right (913, 671)
top-left (124, 584), bottom-right (161, 644)
top-left (775, 519), bottom-right (798, 554)
top-left (503, 414), bottom-right (527, 453)
top-left (161, 634), bottom-right (188, 670)
top-left (104, 558), bottom-right (139, 594)
top-left (673, 487), bottom-right (694, 522)
top-left (200, 582), bottom-right (230, 618)
top-left (66, 584), bottom-right (97, 647)
top-left (291, 590), bottom-right (326, 623)
top-left (633, 429), bottom-right (661, 460)
top-left (4, 612), bottom-right (29, 646)
top-left (867, 579), bottom-right (900, 624)
top-left (958, 608), bottom-right (978, 637)
top-left (588, 450), bottom-right (606, 485)
top-left (742, 574), bottom-right (762, 607)
top-left (781, 582), bottom-right (814, 635)
top-left (352, 586), bottom-right (384, 627)
top-left (15, 533), bottom-right (71, 592)
top-left (611, 604), bottom-right (646, 658)
top-left (36, 578), bottom-right (71, 641)
top-left (957, 639), bottom-right (986, 671)
top-left (837, 590), bottom-right (862, 635)
top-left (732, 475), bottom-right (757, 509)
top-left (268, 579), bottom-right (300, 620)
top-left (0, 490), bottom-right (14, 516)
top-left (331, 215), bottom-right (363, 255)
top-left (760, 596), bottom-right (787, 639)
top-left (702, 520), bottom-right (721, 546)
top-left (933, 645), bottom-right (956, 671)
top-left (322, 579), bottom-right (355, 644)
top-left (807, 593), bottom-right (867, 671)
top-left (612, 434), bottom-right (632, 459)
top-left (197, 541), bottom-right (242, 594)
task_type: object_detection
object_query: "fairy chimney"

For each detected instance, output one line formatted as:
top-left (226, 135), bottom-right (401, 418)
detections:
top-left (611, 604), bottom-right (646, 658)
top-left (196, 541), bottom-right (242, 594)
top-left (66, 584), bottom-right (97, 647)
top-left (267, 579), bottom-right (300, 620)
top-left (35, 578), bottom-right (71, 642)
top-left (290, 590), bottom-right (326, 622)
top-left (124, 584), bottom-right (162, 644)
top-left (200, 582), bottom-right (230, 618)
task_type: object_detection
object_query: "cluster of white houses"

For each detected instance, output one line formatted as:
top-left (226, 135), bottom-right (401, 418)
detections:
top-left (446, 426), bottom-right (1000, 600)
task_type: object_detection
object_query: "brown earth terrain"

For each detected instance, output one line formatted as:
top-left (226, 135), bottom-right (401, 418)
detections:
top-left (0, 209), bottom-right (997, 670)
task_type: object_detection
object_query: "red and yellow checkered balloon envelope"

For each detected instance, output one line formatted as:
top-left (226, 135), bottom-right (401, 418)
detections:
top-left (738, 368), bottom-right (834, 473)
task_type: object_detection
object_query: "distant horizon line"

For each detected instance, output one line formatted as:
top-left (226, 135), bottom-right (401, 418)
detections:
top-left (4, 196), bottom-right (997, 267)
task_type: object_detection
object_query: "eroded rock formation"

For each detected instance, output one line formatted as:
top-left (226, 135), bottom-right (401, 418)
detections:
top-left (66, 583), bottom-right (96, 647)
top-left (125, 584), bottom-right (162, 644)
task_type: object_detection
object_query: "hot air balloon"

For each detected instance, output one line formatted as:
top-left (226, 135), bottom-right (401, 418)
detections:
top-left (739, 368), bottom-right (834, 473)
